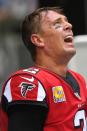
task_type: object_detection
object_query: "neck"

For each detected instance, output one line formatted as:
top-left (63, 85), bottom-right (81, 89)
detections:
top-left (35, 56), bottom-right (69, 77)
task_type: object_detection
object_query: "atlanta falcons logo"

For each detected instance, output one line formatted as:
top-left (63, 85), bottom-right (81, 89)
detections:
top-left (19, 82), bottom-right (36, 97)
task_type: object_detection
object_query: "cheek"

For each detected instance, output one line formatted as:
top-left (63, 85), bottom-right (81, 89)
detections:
top-left (45, 33), bottom-right (63, 49)
top-left (44, 38), bottom-right (56, 53)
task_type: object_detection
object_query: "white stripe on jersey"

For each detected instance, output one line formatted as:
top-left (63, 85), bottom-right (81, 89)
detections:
top-left (37, 81), bottom-right (46, 101)
top-left (4, 79), bottom-right (12, 102)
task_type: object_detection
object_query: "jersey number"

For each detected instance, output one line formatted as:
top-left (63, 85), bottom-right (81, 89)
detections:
top-left (74, 110), bottom-right (86, 131)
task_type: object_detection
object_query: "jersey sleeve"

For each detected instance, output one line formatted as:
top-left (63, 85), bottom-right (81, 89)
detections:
top-left (2, 74), bottom-right (47, 112)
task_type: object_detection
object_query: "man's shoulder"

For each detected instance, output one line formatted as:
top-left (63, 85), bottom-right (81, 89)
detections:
top-left (2, 66), bottom-right (41, 89)
top-left (12, 66), bottom-right (55, 79)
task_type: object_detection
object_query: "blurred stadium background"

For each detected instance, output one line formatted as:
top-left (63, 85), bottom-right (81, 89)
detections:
top-left (0, 0), bottom-right (87, 93)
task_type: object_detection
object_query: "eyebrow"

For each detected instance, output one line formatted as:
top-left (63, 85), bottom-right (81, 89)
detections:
top-left (53, 16), bottom-right (68, 25)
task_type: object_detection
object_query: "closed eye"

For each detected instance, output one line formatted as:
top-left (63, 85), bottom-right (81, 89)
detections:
top-left (52, 21), bottom-right (63, 29)
top-left (54, 23), bottom-right (62, 29)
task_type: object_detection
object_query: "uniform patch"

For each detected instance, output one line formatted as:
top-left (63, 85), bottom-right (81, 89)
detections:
top-left (19, 82), bottom-right (36, 97)
top-left (52, 86), bottom-right (66, 103)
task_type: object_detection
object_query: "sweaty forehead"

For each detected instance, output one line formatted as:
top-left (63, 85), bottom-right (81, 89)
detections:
top-left (41, 10), bottom-right (65, 23)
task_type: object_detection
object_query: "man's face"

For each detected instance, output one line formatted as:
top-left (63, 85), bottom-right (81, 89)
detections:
top-left (39, 10), bottom-right (76, 61)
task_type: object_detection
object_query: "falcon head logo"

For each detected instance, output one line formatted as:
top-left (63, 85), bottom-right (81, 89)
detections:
top-left (19, 82), bottom-right (36, 97)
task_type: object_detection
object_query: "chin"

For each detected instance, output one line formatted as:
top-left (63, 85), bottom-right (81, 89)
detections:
top-left (64, 49), bottom-right (76, 59)
top-left (65, 47), bottom-right (76, 53)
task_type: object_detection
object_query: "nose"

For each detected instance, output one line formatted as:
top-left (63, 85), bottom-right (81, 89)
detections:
top-left (64, 21), bottom-right (72, 31)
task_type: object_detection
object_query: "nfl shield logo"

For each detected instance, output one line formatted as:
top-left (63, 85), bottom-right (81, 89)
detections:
top-left (52, 86), bottom-right (66, 103)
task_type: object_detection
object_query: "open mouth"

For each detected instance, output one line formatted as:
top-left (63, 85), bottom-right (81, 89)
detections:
top-left (64, 36), bottom-right (73, 43)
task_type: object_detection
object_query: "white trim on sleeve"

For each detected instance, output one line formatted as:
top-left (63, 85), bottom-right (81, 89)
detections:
top-left (4, 79), bottom-right (12, 102)
top-left (37, 81), bottom-right (46, 101)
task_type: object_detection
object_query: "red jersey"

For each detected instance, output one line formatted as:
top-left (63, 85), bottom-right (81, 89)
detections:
top-left (1, 66), bottom-right (87, 131)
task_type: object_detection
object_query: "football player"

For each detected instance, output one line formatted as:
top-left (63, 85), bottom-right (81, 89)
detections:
top-left (1, 6), bottom-right (87, 131)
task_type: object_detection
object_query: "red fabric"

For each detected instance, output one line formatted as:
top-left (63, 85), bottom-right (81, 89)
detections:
top-left (1, 108), bottom-right (8, 131)
top-left (1, 66), bottom-right (87, 131)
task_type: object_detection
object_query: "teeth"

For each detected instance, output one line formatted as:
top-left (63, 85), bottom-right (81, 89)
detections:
top-left (65, 36), bottom-right (72, 39)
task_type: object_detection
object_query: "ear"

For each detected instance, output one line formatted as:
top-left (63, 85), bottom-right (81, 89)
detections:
top-left (31, 34), bottom-right (44, 47)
